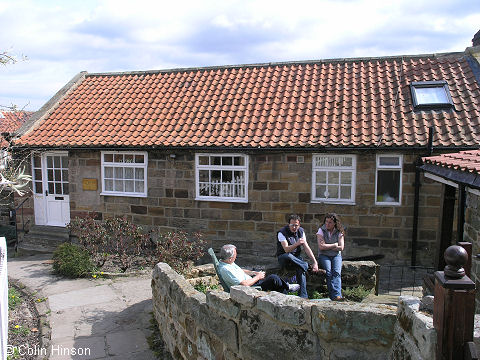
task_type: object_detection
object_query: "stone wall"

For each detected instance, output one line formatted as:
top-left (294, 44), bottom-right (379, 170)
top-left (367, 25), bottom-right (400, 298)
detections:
top-left (16, 149), bottom-right (444, 266)
top-left (152, 263), bottom-right (438, 360)
top-left (464, 190), bottom-right (480, 312)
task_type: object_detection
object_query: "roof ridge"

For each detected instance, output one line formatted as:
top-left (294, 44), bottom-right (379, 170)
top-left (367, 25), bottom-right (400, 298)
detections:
top-left (85, 50), bottom-right (465, 77)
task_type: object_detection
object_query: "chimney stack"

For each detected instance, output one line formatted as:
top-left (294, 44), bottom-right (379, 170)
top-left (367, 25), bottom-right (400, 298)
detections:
top-left (473, 30), bottom-right (480, 46)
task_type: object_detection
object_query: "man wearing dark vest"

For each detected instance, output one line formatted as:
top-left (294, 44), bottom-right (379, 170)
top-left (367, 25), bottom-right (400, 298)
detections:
top-left (276, 214), bottom-right (319, 298)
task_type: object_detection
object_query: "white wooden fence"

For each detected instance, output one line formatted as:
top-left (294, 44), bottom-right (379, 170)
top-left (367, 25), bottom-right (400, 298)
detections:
top-left (0, 237), bottom-right (7, 360)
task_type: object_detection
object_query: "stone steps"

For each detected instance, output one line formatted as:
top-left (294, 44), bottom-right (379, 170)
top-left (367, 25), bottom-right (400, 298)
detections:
top-left (17, 225), bottom-right (70, 255)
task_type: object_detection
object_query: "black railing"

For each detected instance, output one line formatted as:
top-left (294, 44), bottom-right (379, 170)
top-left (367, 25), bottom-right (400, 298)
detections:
top-left (378, 265), bottom-right (434, 296)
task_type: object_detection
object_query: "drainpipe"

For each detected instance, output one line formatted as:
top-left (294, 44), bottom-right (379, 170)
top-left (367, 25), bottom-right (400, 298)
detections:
top-left (411, 126), bottom-right (435, 266)
top-left (457, 183), bottom-right (466, 243)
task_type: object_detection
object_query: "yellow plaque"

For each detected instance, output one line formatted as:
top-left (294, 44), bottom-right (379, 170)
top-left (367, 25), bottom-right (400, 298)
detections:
top-left (82, 178), bottom-right (98, 191)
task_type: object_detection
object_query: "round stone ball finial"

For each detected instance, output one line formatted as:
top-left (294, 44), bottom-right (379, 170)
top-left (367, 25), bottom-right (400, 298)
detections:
top-left (444, 245), bottom-right (468, 279)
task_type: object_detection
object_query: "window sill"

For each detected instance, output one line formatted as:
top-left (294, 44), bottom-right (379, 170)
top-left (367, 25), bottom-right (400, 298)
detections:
top-left (375, 201), bottom-right (401, 206)
top-left (100, 192), bottom-right (147, 198)
top-left (195, 196), bottom-right (248, 203)
top-left (310, 200), bottom-right (355, 205)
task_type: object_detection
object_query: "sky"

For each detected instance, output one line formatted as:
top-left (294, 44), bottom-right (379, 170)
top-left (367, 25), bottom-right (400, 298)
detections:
top-left (1, 0), bottom-right (479, 111)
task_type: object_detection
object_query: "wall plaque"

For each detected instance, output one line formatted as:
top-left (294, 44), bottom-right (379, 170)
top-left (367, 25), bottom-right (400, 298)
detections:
top-left (82, 178), bottom-right (98, 191)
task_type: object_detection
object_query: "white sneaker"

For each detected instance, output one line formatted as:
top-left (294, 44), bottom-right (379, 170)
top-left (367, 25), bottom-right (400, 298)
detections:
top-left (288, 283), bottom-right (300, 292)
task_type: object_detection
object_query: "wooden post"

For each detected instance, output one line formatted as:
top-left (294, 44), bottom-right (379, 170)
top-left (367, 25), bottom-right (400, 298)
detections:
top-left (434, 245), bottom-right (476, 360)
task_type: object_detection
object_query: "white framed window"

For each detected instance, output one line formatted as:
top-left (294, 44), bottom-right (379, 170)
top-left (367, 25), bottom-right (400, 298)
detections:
top-left (195, 153), bottom-right (248, 203)
top-left (101, 151), bottom-right (148, 197)
top-left (410, 81), bottom-right (453, 109)
top-left (311, 154), bottom-right (356, 204)
top-left (375, 154), bottom-right (402, 205)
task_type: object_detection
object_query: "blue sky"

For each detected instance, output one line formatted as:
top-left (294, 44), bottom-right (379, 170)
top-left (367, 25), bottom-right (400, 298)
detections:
top-left (1, 0), bottom-right (479, 111)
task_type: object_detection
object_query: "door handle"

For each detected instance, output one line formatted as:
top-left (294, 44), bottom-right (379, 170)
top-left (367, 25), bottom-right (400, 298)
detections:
top-left (45, 190), bottom-right (48, 196)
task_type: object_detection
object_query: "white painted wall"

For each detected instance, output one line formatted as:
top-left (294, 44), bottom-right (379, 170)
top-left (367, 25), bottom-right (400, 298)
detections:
top-left (0, 237), bottom-right (7, 360)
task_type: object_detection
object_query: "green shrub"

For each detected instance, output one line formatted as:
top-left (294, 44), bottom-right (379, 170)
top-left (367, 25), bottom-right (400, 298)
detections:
top-left (8, 287), bottom-right (22, 310)
top-left (343, 285), bottom-right (372, 302)
top-left (194, 283), bottom-right (219, 293)
top-left (52, 243), bottom-right (95, 278)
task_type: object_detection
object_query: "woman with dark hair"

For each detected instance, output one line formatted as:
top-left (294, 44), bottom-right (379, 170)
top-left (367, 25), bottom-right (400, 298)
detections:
top-left (316, 213), bottom-right (345, 301)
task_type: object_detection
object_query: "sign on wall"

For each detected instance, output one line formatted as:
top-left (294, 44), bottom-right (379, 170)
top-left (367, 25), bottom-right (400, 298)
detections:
top-left (82, 179), bottom-right (98, 191)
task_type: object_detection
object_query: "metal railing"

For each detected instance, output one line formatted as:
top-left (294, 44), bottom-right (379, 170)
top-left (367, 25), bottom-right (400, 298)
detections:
top-left (378, 265), bottom-right (435, 297)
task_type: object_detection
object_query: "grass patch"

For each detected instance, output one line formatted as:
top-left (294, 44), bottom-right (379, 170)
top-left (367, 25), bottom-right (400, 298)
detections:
top-left (193, 283), bottom-right (220, 293)
top-left (147, 312), bottom-right (173, 360)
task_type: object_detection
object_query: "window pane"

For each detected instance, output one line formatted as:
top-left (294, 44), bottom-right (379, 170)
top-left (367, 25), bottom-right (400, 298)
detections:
top-left (47, 156), bottom-right (53, 168)
top-left (105, 179), bottom-right (113, 191)
top-left (199, 170), bottom-right (209, 182)
top-left (210, 183), bottom-right (220, 196)
top-left (63, 183), bottom-right (69, 195)
top-left (199, 183), bottom-right (209, 196)
top-left (316, 171), bottom-right (326, 183)
top-left (125, 168), bottom-right (134, 179)
top-left (198, 156), bottom-right (209, 165)
top-left (104, 153), bottom-right (113, 162)
top-left (234, 156), bottom-right (244, 166)
top-left (222, 170), bottom-right (233, 182)
top-left (114, 167), bottom-right (123, 179)
top-left (222, 157), bottom-right (232, 166)
top-left (379, 156), bottom-right (400, 167)
top-left (125, 180), bottom-right (134, 192)
top-left (34, 169), bottom-right (42, 181)
top-left (48, 182), bottom-right (54, 194)
top-left (55, 182), bottom-right (62, 194)
top-left (222, 183), bottom-right (233, 197)
top-left (35, 181), bottom-right (42, 194)
top-left (211, 170), bottom-right (221, 181)
top-left (104, 167), bottom-right (113, 178)
top-left (135, 180), bottom-right (144, 193)
top-left (61, 156), bottom-right (68, 168)
top-left (316, 185), bottom-right (326, 198)
top-left (47, 169), bottom-right (53, 181)
top-left (377, 170), bottom-right (400, 202)
top-left (328, 172), bottom-right (339, 184)
top-left (62, 170), bottom-right (68, 181)
top-left (135, 168), bottom-right (144, 180)
top-left (233, 171), bottom-right (244, 181)
top-left (114, 154), bottom-right (123, 163)
top-left (340, 186), bottom-right (351, 199)
top-left (124, 154), bottom-right (133, 163)
top-left (54, 170), bottom-right (61, 181)
top-left (340, 172), bottom-right (352, 185)
top-left (33, 155), bottom-right (41, 168)
top-left (212, 156), bottom-right (221, 165)
top-left (135, 155), bottom-right (144, 163)
top-left (327, 185), bottom-right (339, 198)
top-left (54, 156), bottom-right (60, 168)
top-left (414, 86), bottom-right (449, 104)
top-left (114, 180), bottom-right (123, 192)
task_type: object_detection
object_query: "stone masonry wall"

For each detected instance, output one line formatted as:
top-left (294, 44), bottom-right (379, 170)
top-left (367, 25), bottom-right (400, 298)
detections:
top-left (17, 149), bottom-right (444, 266)
top-left (464, 191), bottom-right (480, 312)
top-left (152, 263), bottom-right (436, 360)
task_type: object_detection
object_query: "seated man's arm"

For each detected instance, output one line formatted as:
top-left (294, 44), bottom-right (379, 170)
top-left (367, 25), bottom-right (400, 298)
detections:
top-left (301, 236), bottom-right (319, 272)
top-left (278, 232), bottom-right (304, 253)
top-left (239, 270), bottom-right (265, 286)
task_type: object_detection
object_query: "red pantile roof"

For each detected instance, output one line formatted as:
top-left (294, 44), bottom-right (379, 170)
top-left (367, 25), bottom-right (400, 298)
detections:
top-left (423, 149), bottom-right (480, 174)
top-left (15, 51), bottom-right (480, 149)
top-left (0, 111), bottom-right (32, 147)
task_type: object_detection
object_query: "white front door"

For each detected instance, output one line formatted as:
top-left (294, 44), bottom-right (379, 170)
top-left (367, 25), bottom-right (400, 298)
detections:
top-left (32, 152), bottom-right (70, 227)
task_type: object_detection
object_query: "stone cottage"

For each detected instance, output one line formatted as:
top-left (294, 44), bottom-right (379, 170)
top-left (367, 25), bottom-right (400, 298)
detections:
top-left (11, 40), bottom-right (480, 266)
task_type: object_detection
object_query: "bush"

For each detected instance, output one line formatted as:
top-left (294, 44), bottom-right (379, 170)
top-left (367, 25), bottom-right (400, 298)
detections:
top-left (153, 231), bottom-right (207, 274)
top-left (343, 285), bottom-right (372, 302)
top-left (52, 243), bottom-right (95, 278)
top-left (68, 216), bottom-right (149, 272)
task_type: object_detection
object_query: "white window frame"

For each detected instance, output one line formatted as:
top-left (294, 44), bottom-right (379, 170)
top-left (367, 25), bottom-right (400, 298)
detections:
top-left (195, 153), bottom-right (249, 203)
top-left (100, 151), bottom-right (148, 197)
top-left (311, 154), bottom-right (356, 204)
top-left (375, 154), bottom-right (403, 206)
top-left (410, 81), bottom-right (453, 109)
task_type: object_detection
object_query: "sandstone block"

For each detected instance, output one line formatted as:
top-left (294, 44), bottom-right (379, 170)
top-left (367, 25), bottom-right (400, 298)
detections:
top-left (206, 290), bottom-right (241, 319)
top-left (256, 292), bottom-right (310, 326)
top-left (230, 286), bottom-right (265, 308)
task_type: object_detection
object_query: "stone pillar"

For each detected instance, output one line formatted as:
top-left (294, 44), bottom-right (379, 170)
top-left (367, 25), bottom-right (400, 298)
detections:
top-left (433, 245), bottom-right (476, 360)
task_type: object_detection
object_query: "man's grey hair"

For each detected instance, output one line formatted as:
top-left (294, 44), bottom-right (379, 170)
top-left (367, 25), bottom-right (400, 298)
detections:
top-left (220, 244), bottom-right (236, 260)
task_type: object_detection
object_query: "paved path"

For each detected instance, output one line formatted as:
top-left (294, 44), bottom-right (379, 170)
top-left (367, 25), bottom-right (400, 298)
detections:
top-left (8, 254), bottom-right (157, 360)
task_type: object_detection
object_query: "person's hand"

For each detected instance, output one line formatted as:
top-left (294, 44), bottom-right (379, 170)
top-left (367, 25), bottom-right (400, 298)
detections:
top-left (312, 263), bottom-right (319, 272)
top-left (256, 271), bottom-right (265, 280)
top-left (297, 238), bottom-right (306, 246)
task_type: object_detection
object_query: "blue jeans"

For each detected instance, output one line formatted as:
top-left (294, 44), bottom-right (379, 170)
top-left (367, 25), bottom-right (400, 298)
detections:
top-left (318, 254), bottom-right (342, 299)
top-left (277, 253), bottom-right (309, 298)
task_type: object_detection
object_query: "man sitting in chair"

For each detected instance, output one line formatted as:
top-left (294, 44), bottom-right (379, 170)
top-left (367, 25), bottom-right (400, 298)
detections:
top-left (218, 244), bottom-right (300, 293)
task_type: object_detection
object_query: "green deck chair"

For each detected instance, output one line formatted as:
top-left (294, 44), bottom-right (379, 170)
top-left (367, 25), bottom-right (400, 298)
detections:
top-left (208, 247), bottom-right (262, 293)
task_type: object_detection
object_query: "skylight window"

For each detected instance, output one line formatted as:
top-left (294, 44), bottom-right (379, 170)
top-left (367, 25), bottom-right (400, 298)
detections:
top-left (410, 81), bottom-right (453, 109)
